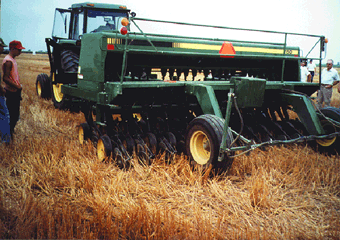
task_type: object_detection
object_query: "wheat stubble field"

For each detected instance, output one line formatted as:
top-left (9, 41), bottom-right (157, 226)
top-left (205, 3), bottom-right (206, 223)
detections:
top-left (0, 53), bottom-right (340, 239)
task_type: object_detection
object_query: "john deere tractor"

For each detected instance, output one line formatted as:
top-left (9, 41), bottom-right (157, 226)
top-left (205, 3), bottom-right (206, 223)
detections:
top-left (37, 2), bottom-right (340, 170)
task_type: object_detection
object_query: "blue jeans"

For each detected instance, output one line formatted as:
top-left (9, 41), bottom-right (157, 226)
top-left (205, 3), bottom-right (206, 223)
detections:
top-left (5, 90), bottom-right (21, 136)
top-left (0, 96), bottom-right (11, 143)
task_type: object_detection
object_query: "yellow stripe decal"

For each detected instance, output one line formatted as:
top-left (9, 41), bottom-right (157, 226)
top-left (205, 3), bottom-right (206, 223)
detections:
top-left (173, 43), bottom-right (221, 51)
top-left (234, 46), bottom-right (298, 55)
top-left (172, 42), bottom-right (298, 55)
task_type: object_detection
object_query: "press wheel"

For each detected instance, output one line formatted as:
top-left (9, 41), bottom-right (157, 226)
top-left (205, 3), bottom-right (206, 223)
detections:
top-left (97, 135), bottom-right (112, 162)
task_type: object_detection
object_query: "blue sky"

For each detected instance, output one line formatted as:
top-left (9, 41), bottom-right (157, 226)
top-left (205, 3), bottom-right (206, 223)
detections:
top-left (1, 0), bottom-right (340, 63)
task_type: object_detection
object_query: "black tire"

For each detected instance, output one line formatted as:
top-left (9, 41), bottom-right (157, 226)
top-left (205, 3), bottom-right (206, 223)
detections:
top-left (79, 122), bottom-right (92, 145)
top-left (97, 135), bottom-right (112, 162)
top-left (36, 73), bottom-right (51, 99)
top-left (186, 114), bottom-right (234, 171)
top-left (51, 50), bottom-right (79, 109)
top-left (315, 107), bottom-right (340, 154)
top-left (60, 50), bottom-right (79, 73)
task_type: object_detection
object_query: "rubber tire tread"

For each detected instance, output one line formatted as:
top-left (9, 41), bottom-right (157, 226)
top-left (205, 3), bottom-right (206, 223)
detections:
top-left (36, 73), bottom-right (51, 99)
top-left (98, 135), bottom-right (112, 161)
top-left (318, 107), bottom-right (340, 153)
top-left (186, 114), bottom-right (234, 171)
top-left (320, 107), bottom-right (340, 121)
top-left (186, 114), bottom-right (222, 169)
top-left (60, 50), bottom-right (79, 73)
top-left (80, 122), bottom-right (92, 142)
top-left (36, 75), bottom-right (45, 98)
top-left (204, 114), bottom-right (234, 170)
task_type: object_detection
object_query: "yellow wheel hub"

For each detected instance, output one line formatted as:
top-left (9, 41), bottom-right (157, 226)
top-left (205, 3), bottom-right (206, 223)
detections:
top-left (190, 130), bottom-right (211, 165)
top-left (79, 126), bottom-right (85, 145)
top-left (316, 137), bottom-right (336, 147)
top-left (316, 120), bottom-right (337, 147)
top-left (97, 138), bottom-right (106, 161)
top-left (37, 81), bottom-right (42, 97)
top-left (53, 83), bottom-right (63, 102)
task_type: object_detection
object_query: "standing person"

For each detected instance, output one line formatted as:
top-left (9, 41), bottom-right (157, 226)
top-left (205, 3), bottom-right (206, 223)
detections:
top-left (307, 59), bottom-right (316, 82)
top-left (300, 61), bottom-right (311, 82)
top-left (2, 40), bottom-right (25, 141)
top-left (316, 59), bottom-right (340, 109)
top-left (0, 38), bottom-right (11, 144)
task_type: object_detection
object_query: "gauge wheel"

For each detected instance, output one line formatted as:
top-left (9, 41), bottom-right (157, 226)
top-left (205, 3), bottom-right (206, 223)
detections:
top-left (186, 114), bottom-right (234, 171)
top-left (316, 107), bottom-right (340, 153)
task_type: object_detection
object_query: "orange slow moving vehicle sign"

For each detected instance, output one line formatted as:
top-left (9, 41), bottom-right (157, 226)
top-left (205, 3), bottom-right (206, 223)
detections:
top-left (219, 41), bottom-right (236, 58)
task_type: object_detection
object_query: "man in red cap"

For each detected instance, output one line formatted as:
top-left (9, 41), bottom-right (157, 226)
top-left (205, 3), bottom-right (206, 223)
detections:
top-left (2, 40), bottom-right (25, 141)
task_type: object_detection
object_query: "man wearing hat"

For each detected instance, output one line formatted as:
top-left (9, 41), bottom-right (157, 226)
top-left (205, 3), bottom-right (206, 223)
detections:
top-left (2, 40), bottom-right (25, 141)
top-left (0, 38), bottom-right (11, 143)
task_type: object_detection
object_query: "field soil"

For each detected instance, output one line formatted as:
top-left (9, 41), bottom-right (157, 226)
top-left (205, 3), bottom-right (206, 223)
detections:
top-left (0, 53), bottom-right (340, 239)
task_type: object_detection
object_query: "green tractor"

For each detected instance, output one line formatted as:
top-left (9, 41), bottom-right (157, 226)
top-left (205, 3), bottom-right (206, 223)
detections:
top-left (36, 3), bottom-right (128, 109)
top-left (37, 2), bottom-right (340, 171)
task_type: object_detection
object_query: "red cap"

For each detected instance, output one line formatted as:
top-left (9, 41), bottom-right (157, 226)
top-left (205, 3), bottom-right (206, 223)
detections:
top-left (9, 40), bottom-right (25, 50)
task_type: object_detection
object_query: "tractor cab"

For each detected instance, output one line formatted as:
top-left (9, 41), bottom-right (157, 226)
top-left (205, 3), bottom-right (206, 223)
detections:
top-left (39, 3), bottom-right (130, 108)
top-left (52, 3), bottom-right (130, 40)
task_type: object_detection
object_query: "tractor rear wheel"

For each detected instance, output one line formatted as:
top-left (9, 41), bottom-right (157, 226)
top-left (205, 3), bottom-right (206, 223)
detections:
top-left (60, 50), bottom-right (79, 73)
top-left (36, 73), bottom-right (51, 99)
top-left (316, 107), bottom-right (340, 154)
top-left (186, 114), bottom-right (234, 171)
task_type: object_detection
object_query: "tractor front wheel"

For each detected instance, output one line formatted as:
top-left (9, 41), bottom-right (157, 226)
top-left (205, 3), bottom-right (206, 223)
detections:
top-left (52, 82), bottom-right (66, 109)
top-left (36, 73), bottom-right (51, 99)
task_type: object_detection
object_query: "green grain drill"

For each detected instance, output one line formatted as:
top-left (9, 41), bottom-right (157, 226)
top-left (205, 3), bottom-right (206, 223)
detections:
top-left (36, 2), bottom-right (340, 170)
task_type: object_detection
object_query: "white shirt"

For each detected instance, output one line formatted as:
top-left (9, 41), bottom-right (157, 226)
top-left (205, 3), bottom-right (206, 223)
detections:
top-left (307, 62), bottom-right (316, 71)
top-left (300, 66), bottom-right (310, 82)
top-left (321, 67), bottom-right (340, 85)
